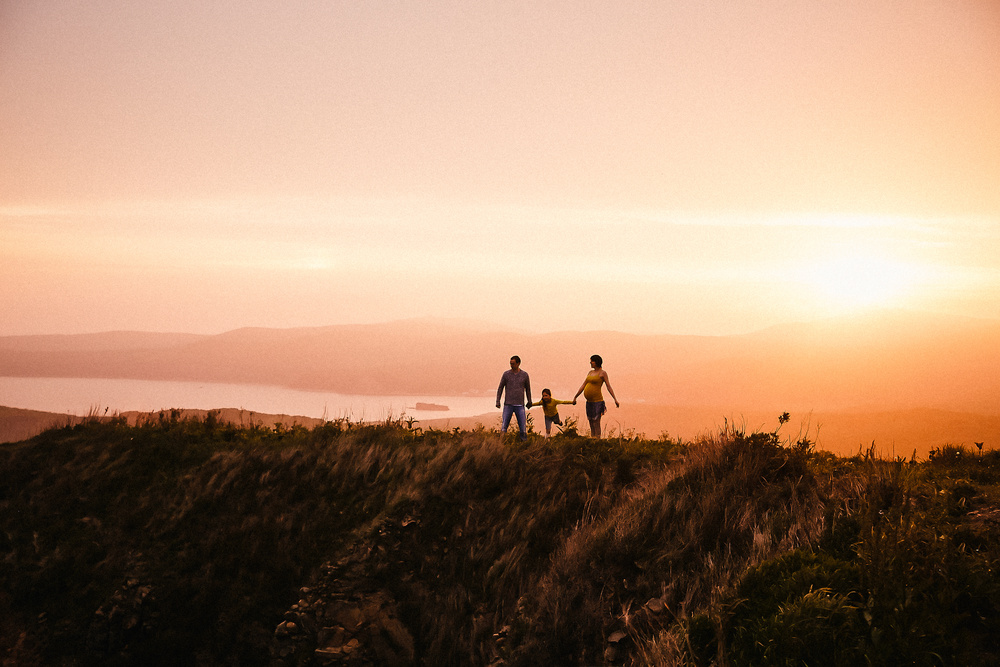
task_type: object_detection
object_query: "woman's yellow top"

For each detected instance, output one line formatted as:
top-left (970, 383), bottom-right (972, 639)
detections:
top-left (583, 371), bottom-right (604, 402)
top-left (530, 397), bottom-right (572, 417)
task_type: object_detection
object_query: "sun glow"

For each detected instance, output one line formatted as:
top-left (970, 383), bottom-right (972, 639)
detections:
top-left (798, 252), bottom-right (923, 310)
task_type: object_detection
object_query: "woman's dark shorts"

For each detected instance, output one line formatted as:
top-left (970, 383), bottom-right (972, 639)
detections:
top-left (586, 401), bottom-right (606, 421)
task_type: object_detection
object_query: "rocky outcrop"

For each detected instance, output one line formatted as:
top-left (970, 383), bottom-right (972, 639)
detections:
top-left (270, 517), bottom-right (421, 667)
top-left (272, 586), bottom-right (414, 667)
top-left (86, 577), bottom-right (158, 661)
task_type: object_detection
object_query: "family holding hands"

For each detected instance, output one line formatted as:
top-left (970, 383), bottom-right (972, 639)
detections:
top-left (496, 354), bottom-right (620, 441)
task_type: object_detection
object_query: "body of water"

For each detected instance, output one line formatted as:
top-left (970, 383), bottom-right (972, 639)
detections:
top-left (0, 376), bottom-right (494, 422)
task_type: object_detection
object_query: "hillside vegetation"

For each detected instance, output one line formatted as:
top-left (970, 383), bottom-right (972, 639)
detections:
top-left (3, 413), bottom-right (1000, 665)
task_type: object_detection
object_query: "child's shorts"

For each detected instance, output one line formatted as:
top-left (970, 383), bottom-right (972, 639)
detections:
top-left (545, 414), bottom-right (563, 428)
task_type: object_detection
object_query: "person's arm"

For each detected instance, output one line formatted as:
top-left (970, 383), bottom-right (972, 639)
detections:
top-left (602, 371), bottom-right (620, 407)
top-left (554, 398), bottom-right (573, 405)
top-left (524, 376), bottom-right (531, 408)
top-left (572, 380), bottom-right (586, 404)
top-left (496, 375), bottom-right (506, 409)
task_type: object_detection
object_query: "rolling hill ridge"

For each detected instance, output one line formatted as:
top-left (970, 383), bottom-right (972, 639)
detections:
top-left (2, 310), bottom-right (998, 416)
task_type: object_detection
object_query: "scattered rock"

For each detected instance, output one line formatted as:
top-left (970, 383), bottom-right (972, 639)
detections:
top-left (270, 514), bottom-right (420, 666)
top-left (645, 597), bottom-right (666, 614)
top-left (86, 577), bottom-right (157, 660)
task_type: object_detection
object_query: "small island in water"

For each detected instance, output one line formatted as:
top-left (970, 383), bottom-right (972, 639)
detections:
top-left (413, 402), bottom-right (449, 411)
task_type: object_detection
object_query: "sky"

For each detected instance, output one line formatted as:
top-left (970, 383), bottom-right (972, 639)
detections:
top-left (2, 0), bottom-right (999, 337)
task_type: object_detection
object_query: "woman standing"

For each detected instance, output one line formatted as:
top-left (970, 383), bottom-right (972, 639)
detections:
top-left (572, 354), bottom-right (620, 438)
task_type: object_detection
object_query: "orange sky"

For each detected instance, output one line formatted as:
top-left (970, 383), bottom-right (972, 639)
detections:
top-left (2, 1), bottom-right (999, 336)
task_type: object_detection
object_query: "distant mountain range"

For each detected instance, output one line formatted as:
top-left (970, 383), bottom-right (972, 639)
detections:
top-left (1, 310), bottom-right (998, 415)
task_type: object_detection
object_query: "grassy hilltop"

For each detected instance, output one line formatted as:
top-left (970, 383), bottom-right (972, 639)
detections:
top-left (2, 414), bottom-right (1000, 666)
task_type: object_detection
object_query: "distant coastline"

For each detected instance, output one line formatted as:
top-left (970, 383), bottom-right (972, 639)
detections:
top-left (0, 376), bottom-right (490, 425)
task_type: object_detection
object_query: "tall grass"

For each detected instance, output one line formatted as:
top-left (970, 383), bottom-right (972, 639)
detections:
top-left (2, 415), bottom-right (1000, 665)
top-left (502, 425), bottom-right (826, 665)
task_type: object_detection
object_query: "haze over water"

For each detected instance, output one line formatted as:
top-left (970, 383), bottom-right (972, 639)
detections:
top-left (0, 376), bottom-right (493, 423)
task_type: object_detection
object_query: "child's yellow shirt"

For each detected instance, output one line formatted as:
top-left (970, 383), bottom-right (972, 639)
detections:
top-left (530, 397), bottom-right (572, 417)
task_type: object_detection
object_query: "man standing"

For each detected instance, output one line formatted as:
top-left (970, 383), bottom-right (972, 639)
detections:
top-left (496, 355), bottom-right (532, 441)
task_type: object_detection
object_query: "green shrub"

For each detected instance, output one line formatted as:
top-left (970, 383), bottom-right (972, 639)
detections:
top-left (729, 550), bottom-right (864, 666)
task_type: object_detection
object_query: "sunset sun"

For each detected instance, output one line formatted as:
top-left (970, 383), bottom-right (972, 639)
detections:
top-left (799, 252), bottom-right (920, 310)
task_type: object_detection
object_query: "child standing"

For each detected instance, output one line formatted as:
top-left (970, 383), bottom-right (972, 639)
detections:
top-left (529, 388), bottom-right (573, 438)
